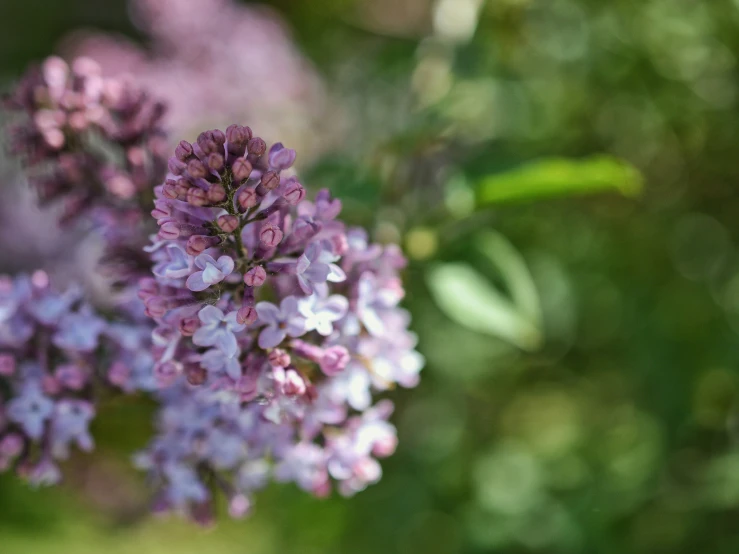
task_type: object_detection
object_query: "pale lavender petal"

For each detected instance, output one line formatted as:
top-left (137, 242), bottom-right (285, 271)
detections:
top-left (186, 271), bottom-right (208, 292)
top-left (202, 262), bottom-right (225, 285)
top-left (198, 305), bottom-right (224, 325)
top-left (216, 332), bottom-right (239, 357)
top-left (327, 264), bottom-right (346, 283)
top-left (195, 253), bottom-right (217, 269)
top-left (217, 256), bottom-right (235, 275)
top-left (255, 302), bottom-right (280, 325)
top-left (259, 326), bottom-right (286, 349)
top-left (281, 296), bottom-right (299, 316)
top-left (192, 325), bottom-right (219, 347)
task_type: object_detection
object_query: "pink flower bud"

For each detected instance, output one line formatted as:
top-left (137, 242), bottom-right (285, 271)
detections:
top-left (179, 316), bottom-right (200, 337)
top-left (145, 296), bottom-right (168, 318)
top-left (208, 152), bottom-right (224, 172)
top-left (319, 346), bottom-right (350, 376)
top-left (186, 235), bottom-right (219, 256)
top-left (207, 182), bottom-right (226, 203)
top-left (186, 364), bottom-right (207, 386)
top-left (268, 349), bottom-right (291, 368)
top-left (186, 187), bottom-right (208, 206)
top-left (237, 305), bottom-right (257, 325)
top-left (0, 354), bottom-right (16, 376)
top-left (159, 221), bottom-right (180, 240)
top-left (243, 266), bottom-right (267, 287)
top-left (283, 179), bottom-right (305, 205)
top-left (108, 361), bottom-right (130, 388)
top-left (162, 180), bottom-right (179, 199)
top-left (372, 435), bottom-right (398, 458)
top-left (283, 369), bottom-right (306, 397)
top-left (269, 143), bottom-right (297, 171)
top-left (218, 214), bottom-right (240, 233)
top-left (261, 170), bottom-right (279, 191)
top-left (247, 137), bottom-right (266, 157)
top-left (232, 157), bottom-right (253, 181)
top-left (238, 187), bottom-right (257, 209)
top-left (259, 224), bottom-right (283, 247)
top-left (175, 140), bottom-right (193, 161)
top-left (42, 375), bottom-right (61, 395)
top-left (187, 158), bottom-right (207, 179)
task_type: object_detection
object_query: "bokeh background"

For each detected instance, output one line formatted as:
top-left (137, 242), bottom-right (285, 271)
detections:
top-left (2, 0), bottom-right (739, 552)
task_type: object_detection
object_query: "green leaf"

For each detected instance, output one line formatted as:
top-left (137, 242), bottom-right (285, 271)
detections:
top-left (426, 262), bottom-right (542, 351)
top-left (476, 155), bottom-right (643, 205)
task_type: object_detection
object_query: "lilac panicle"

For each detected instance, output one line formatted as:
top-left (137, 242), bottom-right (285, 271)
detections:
top-left (0, 272), bottom-right (155, 485)
top-left (139, 125), bottom-right (423, 522)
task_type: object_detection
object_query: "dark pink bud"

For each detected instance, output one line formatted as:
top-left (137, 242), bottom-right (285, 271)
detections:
top-left (186, 187), bottom-right (208, 207)
top-left (226, 124), bottom-right (247, 155)
top-left (268, 349), bottom-right (291, 368)
top-left (237, 305), bottom-right (257, 325)
top-left (207, 182), bottom-right (226, 203)
top-left (175, 140), bottom-right (193, 161)
top-left (151, 202), bottom-right (171, 220)
top-left (211, 129), bottom-right (226, 147)
top-left (319, 346), bottom-right (350, 376)
top-left (247, 137), bottom-right (266, 157)
top-left (175, 178), bottom-right (191, 197)
top-left (185, 364), bottom-right (207, 386)
top-left (261, 170), bottom-right (279, 191)
top-left (243, 266), bottom-right (267, 287)
top-left (186, 235), bottom-right (219, 256)
top-left (179, 316), bottom-right (200, 337)
top-left (237, 187), bottom-right (257, 209)
top-left (0, 354), bottom-right (15, 377)
top-left (218, 214), bottom-right (240, 233)
top-left (259, 224), bottom-right (283, 247)
top-left (283, 179), bottom-right (305, 205)
top-left (187, 159), bottom-right (207, 179)
top-left (207, 152), bottom-right (224, 172)
top-left (168, 157), bottom-right (185, 175)
top-left (232, 157), bottom-right (253, 181)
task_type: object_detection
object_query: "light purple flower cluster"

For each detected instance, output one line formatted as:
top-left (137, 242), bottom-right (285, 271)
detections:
top-left (0, 271), bottom-right (154, 485)
top-left (137, 125), bottom-right (423, 521)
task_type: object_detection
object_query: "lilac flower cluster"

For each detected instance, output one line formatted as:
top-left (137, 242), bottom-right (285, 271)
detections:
top-left (64, 0), bottom-right (333, 160)
top-left (5, 55), bottom-right (167, 219)
top-left (0, 271), bottom-right (154, 485)
top-left (138, 125), bottom-right (423, 520)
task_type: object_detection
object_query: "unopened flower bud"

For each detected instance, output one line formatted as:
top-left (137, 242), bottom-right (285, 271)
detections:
top-left (228, 494), bottom-right (251, 519)
top-left (218, 214), bottom-right (240, 233)
top-left (186, 365), bottom-right (208, 386)
top-left (186, 187), bottom-right (208, 206)
top-left (179, 316), bottom-right (200, 336)
top-left (268, 349), bottom-right (291, 368)
top-left (154, 360), bottom-right (182, 387)
top-left (207, 182), bottom-right (226, 203)
top-left (175, 140), bottom-right (193, 161)
top-left (159, 221), bottom-right (180, 240)
top-left (187, 159), bottom-right (207, 179)
top-left (259, 224), bottom-right (283, 247)
top-left (260, 170), bottom-right (279, 191)
top-left (243, 266), bottom-right (267, 287)
top-left (232, 157), bottom-right (253, 181)
top-left (283, 179), bottom-right (305, 205)
top-left (319, 346), bottom-right (350, 376)
top-left (247, 137), bottom-right (266, 157)
top-left (237, 305), bottom-right (257, 325)
top-left (207, 152), bottom-right (224, 172)
top-left (237, 187), bottom-right (257, 209)
top-left (186, 235), bottom-right (220, 256)
top-left (162, 180), bottom-right (179, 199)
top-left (283, 369), bottom-right (306, 397)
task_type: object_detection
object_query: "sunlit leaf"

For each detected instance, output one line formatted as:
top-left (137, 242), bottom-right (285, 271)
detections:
top-left (426, 262), bottom-right (542, 350)
top-left (476, 155), bottom-right (643, 205)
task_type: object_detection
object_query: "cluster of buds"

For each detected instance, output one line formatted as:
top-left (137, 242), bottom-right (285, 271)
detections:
top-left (138, 125), bottom-right (423, 521)
top-left (0, 272), bottom-right (154, 485)
top-left (4, 56), bottom-right (168, 285)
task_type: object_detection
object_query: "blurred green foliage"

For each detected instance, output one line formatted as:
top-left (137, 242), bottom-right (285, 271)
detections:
top-left (3, 0), bottom-right (739, 553)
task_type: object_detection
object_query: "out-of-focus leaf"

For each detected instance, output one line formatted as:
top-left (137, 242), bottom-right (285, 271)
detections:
top-left (426, 262), bottom-right (542, 350)
top-left (476, 230), bottom-right (542, 328)
top-left (476, 156), bottom-right (643, 205)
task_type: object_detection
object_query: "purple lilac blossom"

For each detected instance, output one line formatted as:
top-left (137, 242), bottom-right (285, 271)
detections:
top-left (138, 124), bottom-right (423, 522)
top-left (0, 272), bottom-right (152, 485)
